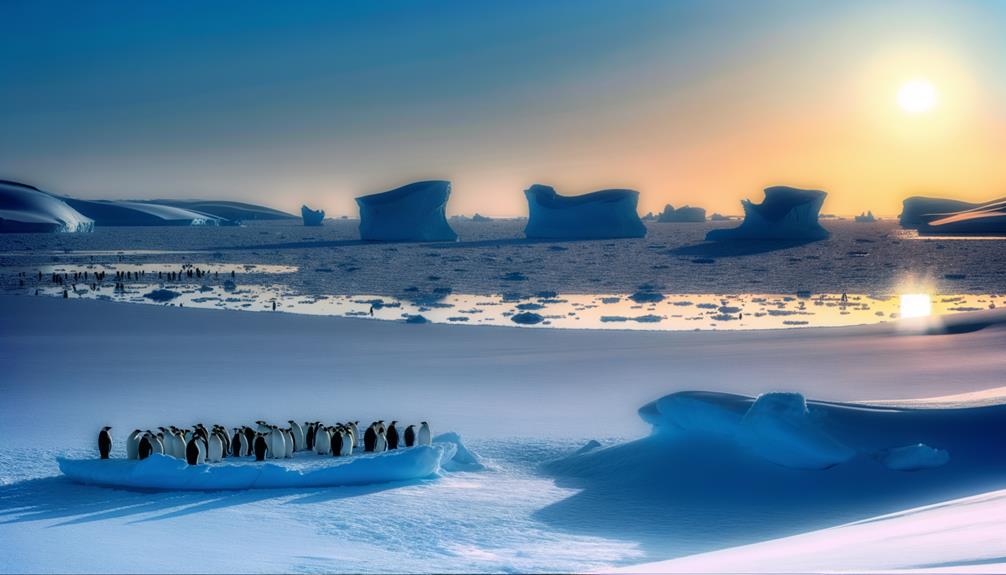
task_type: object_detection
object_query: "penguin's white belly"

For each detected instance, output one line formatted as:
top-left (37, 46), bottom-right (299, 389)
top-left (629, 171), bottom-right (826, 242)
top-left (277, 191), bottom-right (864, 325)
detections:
top-left (315, 431), bottom-right (331, 455)
top-left (207, 436), bottom-right (223, 462)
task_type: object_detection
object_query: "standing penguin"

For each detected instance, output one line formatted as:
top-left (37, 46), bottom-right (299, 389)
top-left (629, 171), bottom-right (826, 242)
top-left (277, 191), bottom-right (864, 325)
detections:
top-left (207, 432), bottom-right (223, 463)
top-left (364, 424), bottom-right (377, 452)
top-left (315, 426), bottom-right (332, 455)
top-left (186, 436), bottom-right (205, 465)
top-left (283, 429), bottom-right (295, 458)
top-left (231, 428), bottom-right (245, 457)
top-left (330, 428), bottom-right (344, 457)
top-left (339, 428), bottom-right (353, 456)
top-left (386, 422), bottom-right (400, 450)
top-left (418, 422), bottom-right (432, 446)
top-left (98, 426), bottom-right (112, 459)
top-left (404, 425), bottom-right (417, 447)
top-left (374, 428), bottom-right (388, 452)
top-left (267, 426), bottom-right (287, 459)
top-left (254, 434), bottom-right (268, 461)
top-left (289, 421), bottom-right (305, 452)
top-left (305, 422), bottom-right (316, 451)
top-left (127, 429), bottom-right (142, 459)
top-left (138, 434), bottom-right (154, 460)
top-left (347, 421), bottom-right (360, 448)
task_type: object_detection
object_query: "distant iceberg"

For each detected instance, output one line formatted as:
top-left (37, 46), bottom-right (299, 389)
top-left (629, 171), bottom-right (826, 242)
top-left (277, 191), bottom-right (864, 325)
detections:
top-left (854, 211), bottom-right (876, 223)
top-left (901, 196), bottom-right (1006, 235)
top-left (706, 186), bottom-right (829, 241)
top-left (357, 180), bottom-right (458, 242)
top-left (657, 204), bottom-right (706, 223)
top-left (147, 199), bottom-right (296, 222)
top-left (61, 197), bottom-right (223, 227)
top-left (0, 180), bottom-right (94, 233)
top-left (523, 184), bottom-right (646, 239)
top-left (301, 205), bottom-right (325, 226)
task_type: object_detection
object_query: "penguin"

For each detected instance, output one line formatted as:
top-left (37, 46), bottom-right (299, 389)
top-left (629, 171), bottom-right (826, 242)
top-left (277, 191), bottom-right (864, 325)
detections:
top-left (151, 432), bottom-right (165, 455)
top-left (256, 420), bottom-right (271, 433)
top-left (347, 421), bottom-right (360, 448)
top-left (138, 434), bottom-right (154, 460)
top-left (243, 426), bottom-right (255, 454)
top-left (126, 429), bottom-right (142, 459)
top-left (305, 422), bottom-right (316, 451)
top-left (254, 433), bottom-right (268, 461)
top-left (98, 426), bottom-right (112, 459)
top-left (364, 424), bottom-right (377, 452)
top-left (207, 432), bottom-right (223, 463)
top-left (418, 422), bottom-right (432, 446)
top-left (267, 426), bottom-right (287, 459)
top-left (339, 428), bottom-right (353, 456)
top-left (186, 436), bottom-right (205, 465)
top-left (315, 426), bottom-right (332, 455)
top-left (283, 429), bottom-right (295, 458)
top-left (374, 428), bottom-right (387, 452)
top-left (386, 422), bottom-right (400, 450)
top-left (231, 429), bottom-right (245, 457)
top-left (330, 428), bottom-right (344, 457)
top-left (289, 420), bottom-right (305, 452)
top-left (404, 425), bottom-right (417, 447)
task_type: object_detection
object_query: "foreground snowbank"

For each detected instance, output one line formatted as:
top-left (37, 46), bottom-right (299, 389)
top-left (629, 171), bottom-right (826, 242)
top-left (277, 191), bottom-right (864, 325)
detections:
top-left (59, 440), bottom-right (473, 490)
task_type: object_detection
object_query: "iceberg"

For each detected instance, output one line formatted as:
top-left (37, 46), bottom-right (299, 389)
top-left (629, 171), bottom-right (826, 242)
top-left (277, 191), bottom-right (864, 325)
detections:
top-left (855, 211), bottom-right (876, 223)
top-left (523, 184), bottom-right (646, 239)
top-left (146, 199), bottom-right (296, 222)
top-left (901, 196), bottom-right (1006, 234)
top-left (61, 197), bottom-right (223, 227)
top-left (657, 204), bottom-right (706, 222)
top-left (879, 443), bottom-right (950, 471)
top-left (705, 186), bottom-right (829, 241)
top-left (58, 442), bottom-right (462, 491)
top-left (356, 180), bottom-right (457, 242)
top-left (0, 180), bottom-right (94, 233)
top-left (301, 204), bottom-right (325, 226)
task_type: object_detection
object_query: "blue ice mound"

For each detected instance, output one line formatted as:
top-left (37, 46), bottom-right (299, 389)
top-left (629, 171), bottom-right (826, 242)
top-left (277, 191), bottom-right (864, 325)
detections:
top-left (433, 432), bottom-right (486, 471)
top-left (0, 180), bottom-right (94, 233)
top-left (657, 204), bottom-right (706, 222)
top-left (58, 442), bottom-right (464, 491)
top-left (523, 184), bottom-right (646, 239)
top-left (706, 186), bottom-right (829, 241)
top-left (739, 393), bottom-right (855, 469)
top-left (301, 205), bottom-right (325, 226)
top-left (61, 197), bottom-right (222, 226)
top-left (356, 180), bottom-right (457, 242)
top-left (144, 200), bottom-right (296, 222)
top-left (879, 443), bottom-right (949, 471)
top-left (901, 196), bottom-right (1006, 235)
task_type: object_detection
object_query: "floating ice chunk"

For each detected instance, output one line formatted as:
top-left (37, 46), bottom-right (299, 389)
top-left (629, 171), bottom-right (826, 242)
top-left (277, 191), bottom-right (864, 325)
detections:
top-left (523, 184), bottom-right (646, 239)
top-left (511, 312), bottom-right (544, 325)
top-left (706, 186), bottom-right (829, 241)
top-left (61, 197), bottom-right (223, 226)
top-left (405, 314), bottom-right (429, 324)
top-left (657, 204), bottom-right (706, 222)
top-left (880, 443), bottom-right (949, 471)
top-left (739, 392), bottom-right (855, 469)
top-left (144, 289), bottom-right (181, 302)
top-left (0, 180), bottom-right (93, 233)
top-left (301, 205), bottom-right (325, 226)
top-left (58, 444), bottom-right (457, 491)
top-left (356, 180), bottom-right (458, 242)
top-left (433, 432), bottom-right (485, 471)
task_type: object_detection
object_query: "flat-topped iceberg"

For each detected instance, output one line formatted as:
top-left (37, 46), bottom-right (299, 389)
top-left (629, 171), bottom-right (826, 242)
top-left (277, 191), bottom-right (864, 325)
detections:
top-left (357, 180), bottom-right (457, 242)
top-left (61, 197), bottom-right (223, 227)
top-left (301, 204), bottom-right (325, 226)
top-left (706, 186), bottom-right (829, 241)
top-left (523, 184), bottom-right (646, 239)
top-left (59, 442), bottom-right (463, 491)
top-left (901, 196), bottom-right (1006, 234)
top-left (0, 180), bottom-right (94, 233)
top-left (657, 204), bottom-right (706, 222)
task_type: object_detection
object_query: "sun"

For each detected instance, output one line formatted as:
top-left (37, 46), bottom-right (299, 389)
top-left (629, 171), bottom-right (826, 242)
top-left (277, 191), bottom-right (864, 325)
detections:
top-left (897, 79), bottom-right (937, 114)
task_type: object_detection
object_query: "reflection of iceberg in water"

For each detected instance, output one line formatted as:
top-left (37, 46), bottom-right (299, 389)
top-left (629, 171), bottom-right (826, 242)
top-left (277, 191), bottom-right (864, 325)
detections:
top-left (706, 186), bottom-right (829, 241)
top-left (356, 180), bottom-right (457, 242)
top-left (523, 184), bottom-right (646, 239)
top-left (0, 180), bottom-right (94, 233)
top-left (301, 205), bottom-right (325, 226)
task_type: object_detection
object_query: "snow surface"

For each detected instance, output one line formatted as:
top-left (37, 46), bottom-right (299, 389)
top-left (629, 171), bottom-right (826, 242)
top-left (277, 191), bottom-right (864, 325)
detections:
top-left (356, 180), bottom-right (457, 241)
top-left (61, 197), bottom-right (223, 227)
top-left (0, 180), bottom-right (93, 233)
top-left (706, 186), bottom-right (829, 241)
top-left (524, 184), bottom-right (646, 239)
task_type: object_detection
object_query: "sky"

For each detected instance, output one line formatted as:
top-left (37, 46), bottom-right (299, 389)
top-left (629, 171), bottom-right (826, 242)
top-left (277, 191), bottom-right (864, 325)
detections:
top-left (1, 0), bottom-right (1004, 217)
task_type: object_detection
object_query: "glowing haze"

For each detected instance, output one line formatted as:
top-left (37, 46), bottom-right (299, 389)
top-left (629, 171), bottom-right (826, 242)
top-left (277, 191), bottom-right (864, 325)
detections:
top-left (1, 1), bottom-right (1004, 217)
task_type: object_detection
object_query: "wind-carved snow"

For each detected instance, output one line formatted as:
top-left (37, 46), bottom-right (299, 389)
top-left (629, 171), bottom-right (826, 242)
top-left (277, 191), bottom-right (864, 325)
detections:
top-left (356, 180), bottom-right (458, 241)
top-left (301, 205), bottom-right (325, 227)
top-left (61, 197), bottom-right (223, 227)
top-left (524, 184), bottom-right (646, 239)
top-left (706, 186), bottom-right (829, 241)
top-left (0, 180), bottom-right (94, 233)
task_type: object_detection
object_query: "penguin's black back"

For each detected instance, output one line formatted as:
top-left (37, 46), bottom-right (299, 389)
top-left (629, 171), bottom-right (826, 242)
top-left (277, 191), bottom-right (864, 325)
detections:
top-left (364, 426), bottom-right (377, 452)
top-left (254, 435), bottom-right (267, 461)
top-left (231, 433), bottom-right (242, 457)
top-left (139, 437), bottom-right (152, 460)
top-left (306, 424), bottom-right (315, 450)
top-left (387, 425), bottom-right (399, 450)
top-left (404, 426), bottom-right (416, 447)
top-left (98, 430), bottom-right (112, 459)
top-left (186, 439), bottom-right (201, 465)
top-left (331, 432), bottom-right (343, 456)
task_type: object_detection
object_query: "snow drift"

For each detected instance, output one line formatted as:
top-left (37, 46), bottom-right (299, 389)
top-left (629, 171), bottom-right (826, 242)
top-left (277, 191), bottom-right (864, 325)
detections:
top-left (301, 205), bottom-right (325, 226)
top-left (705, 186), bottom-right (829, 241)
top-left (58, 440), bottom-right (472, 491)
top-left (356, 180), bottom-right (457, 242)
top-left (657, 204), bottom-right (706, 223)
top-left (0, 180), bottom-right (93, 233)
top-left (901, 196), bottom-right (1006, 235)
top-left (61, 197), bottom-right (223, 227)
top-left (524, 184), bottom-right (646, 239)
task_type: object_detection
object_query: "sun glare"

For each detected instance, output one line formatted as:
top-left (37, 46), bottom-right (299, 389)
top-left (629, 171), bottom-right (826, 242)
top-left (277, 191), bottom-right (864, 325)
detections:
top-left (897, 79), bottom-right (937, 114)
top-left (899, 293), bottom-right (933, 319)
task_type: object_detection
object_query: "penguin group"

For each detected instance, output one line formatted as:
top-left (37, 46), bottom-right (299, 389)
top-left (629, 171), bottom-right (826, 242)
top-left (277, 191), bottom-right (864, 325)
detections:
top-left (100, 419), bottom-right (432, 465)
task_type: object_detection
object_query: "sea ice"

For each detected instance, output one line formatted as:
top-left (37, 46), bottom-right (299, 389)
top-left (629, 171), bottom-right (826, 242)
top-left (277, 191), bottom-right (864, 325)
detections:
top-left (356, 180), bottom-right (458, 242)
top-left (523, 184), bottom-right (646, 239)
top-left (0, 180), bottom-right (94, 233)
top-left (706, 186), bottom-right (829, 241)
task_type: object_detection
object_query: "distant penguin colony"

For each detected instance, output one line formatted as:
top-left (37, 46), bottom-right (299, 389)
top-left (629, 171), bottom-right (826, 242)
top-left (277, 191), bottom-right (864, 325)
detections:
top-left (96, 418), bottom-right (432, 465)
